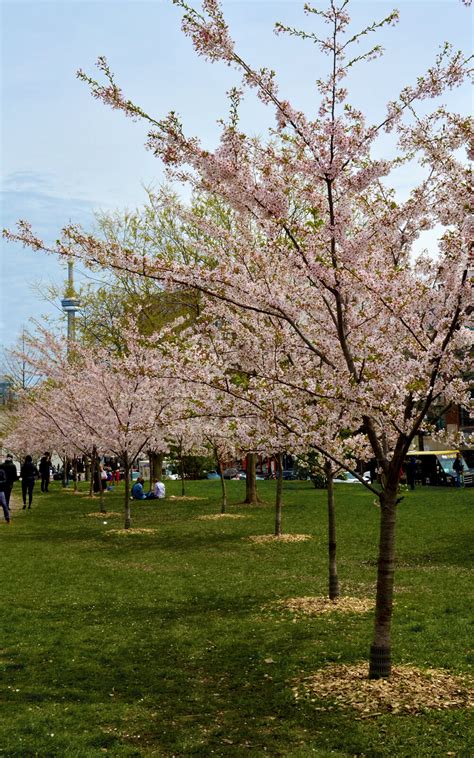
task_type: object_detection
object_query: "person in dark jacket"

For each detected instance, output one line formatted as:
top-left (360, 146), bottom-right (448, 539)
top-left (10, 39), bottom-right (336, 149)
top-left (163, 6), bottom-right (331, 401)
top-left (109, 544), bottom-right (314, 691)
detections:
top-left (406, 457), bottom-right (417, 490)
top-left (0, 469), bottom-right (10, 523)
top-left (131, 477), bottom-right (155, 499)
top-left (0, 454), bottom-right (18, 507)
top-left (20, 455), bottom-right (39, 509)
top-left (39, 452), bottom-right (51, 492)
top-left (452, 452), bottom-right (464, 488)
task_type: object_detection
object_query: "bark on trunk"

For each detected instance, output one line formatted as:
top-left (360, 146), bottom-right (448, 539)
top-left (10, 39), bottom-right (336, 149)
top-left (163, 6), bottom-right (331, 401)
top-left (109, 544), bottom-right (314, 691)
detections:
top-left (244, 453), bottom-right (260, 504)
top-left (88, 453), bottom-right (94, 498)
top-left (85, 456), bottom-right (90, 482)
top-left (217, 454), bottom-right (227, 513)
top-left (148, 451), bottom-right (164, 489)
top-left (180, 454), bottom-right (185, 496)
top-left (369, 487), bottom-right (398, 679)
top-left (274, 452), bottom-right (283, 537)
top-left (62, 455), bottom-right (68, 488)
top-left (72, 459), bottom-right (78, 493)
top-left (324, 460), bottom-right (339, 600)
top-left (98, 466), bottom-right (105, 513)
top-left (124, 456), bottom-right (131, 530)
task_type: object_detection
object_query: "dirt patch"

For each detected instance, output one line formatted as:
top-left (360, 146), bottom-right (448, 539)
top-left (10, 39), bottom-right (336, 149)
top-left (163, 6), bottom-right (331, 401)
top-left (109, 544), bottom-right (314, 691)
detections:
top-left (247, 534), bottom-right (312, 544)
top-left (294, 663), bottom-right (473, 715)
top-left (106, 528), bottom-right (157, 536)
top-left (197, 514), bottom-right (249, 521)
top-left (276, 596), bottom-right (374, 616)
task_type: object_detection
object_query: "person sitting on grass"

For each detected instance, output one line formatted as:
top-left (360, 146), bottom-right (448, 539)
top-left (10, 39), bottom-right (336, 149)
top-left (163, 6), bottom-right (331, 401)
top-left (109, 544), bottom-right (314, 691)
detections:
top-left (131, 476), bottom-right (156, 500)
top-left (154, 478), bottom-right (166, 499)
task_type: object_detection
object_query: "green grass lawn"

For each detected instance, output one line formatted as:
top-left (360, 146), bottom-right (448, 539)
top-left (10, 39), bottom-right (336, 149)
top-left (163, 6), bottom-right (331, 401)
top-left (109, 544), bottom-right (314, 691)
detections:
top-left (1, 479), bottom-right (472, 757)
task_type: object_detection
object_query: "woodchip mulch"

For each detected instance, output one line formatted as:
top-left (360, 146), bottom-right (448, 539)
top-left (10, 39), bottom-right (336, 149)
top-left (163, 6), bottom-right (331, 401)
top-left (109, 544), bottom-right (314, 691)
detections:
top-left (276, 596), bottom-right (374, 616)
top-left (86, 511), bottom-right (122, 518)
top-left (167, 495), bottom-right (206, 501)
top-left (105, 528), bottom-right (157, 536)
top-left (293, 663), bottom-right (473, 715)
top-left (247, 534), bottom-right (312, 544)
top-left (197, 514), bottom-right (249, 521)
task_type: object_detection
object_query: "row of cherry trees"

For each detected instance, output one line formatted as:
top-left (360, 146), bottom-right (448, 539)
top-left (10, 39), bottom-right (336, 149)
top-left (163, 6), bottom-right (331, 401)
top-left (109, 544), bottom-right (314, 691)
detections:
top-left (4, 0), bottom-right (472, 679)
top-left (3, 324), bottom-right (292, 524)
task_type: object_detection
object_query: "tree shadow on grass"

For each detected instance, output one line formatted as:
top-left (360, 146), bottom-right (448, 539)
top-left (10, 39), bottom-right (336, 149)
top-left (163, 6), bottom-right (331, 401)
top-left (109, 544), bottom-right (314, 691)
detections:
top-left (395, 530), bottom-right (474, 569)
top-left (2, 611), bottom-right (466, 757)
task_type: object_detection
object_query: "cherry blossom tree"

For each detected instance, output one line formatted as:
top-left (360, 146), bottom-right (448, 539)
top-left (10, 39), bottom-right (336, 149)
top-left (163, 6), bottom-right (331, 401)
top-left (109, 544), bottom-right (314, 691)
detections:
top-left (10, 328), bottom-right (176, 528)
top-left (6, 0), bottom-right (472, 678)
top-left (162, 311), bottom-right (372, 589)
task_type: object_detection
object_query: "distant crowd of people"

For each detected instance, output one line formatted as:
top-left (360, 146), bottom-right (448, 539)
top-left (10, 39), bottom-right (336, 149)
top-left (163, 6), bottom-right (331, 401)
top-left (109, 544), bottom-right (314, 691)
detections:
top-left (0, 452), bottom-right (167, 523)
top-left (0, 452), bottom-right (51, 520)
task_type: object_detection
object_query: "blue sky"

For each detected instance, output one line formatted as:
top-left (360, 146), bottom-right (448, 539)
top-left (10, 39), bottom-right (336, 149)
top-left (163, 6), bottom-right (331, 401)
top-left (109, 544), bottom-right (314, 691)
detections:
top-left (1, 0), bottom-right (471, 351)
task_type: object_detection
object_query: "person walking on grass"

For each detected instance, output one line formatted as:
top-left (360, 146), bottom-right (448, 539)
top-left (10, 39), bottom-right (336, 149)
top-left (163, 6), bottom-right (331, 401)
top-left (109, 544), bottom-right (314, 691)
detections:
top-left (0, 454), bottom-right (18, 508)
top-left (406, 457), bottom-right (417, 491)
top-left (0, 469), bottom-right (10, 524)
top-left (20, 455), bottom-right (39, 509)
top-left (39, 452), bottom-right (51, 493)
top-left (453, 453), bottom-right (464, 488)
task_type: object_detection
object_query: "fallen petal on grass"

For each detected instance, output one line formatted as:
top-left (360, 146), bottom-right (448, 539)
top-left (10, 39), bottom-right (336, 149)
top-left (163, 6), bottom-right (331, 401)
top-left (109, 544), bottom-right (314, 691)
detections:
top-left (294, 663), bottom-right (473, 715)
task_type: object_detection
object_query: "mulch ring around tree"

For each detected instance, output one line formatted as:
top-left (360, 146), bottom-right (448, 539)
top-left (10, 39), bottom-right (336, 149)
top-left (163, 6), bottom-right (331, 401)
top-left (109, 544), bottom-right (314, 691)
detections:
top-left (167, 495), bottom-right (206, 501)
top-left (275, 596), bottom-right (374, 616)
top-left (293, 663), bottom-right (473, 716)
top-left (86, 511), bottom-right (122, 518)
top-left (105, 528), bottom-right (158, 536)
top-left (247, 534), bottom-right (312, 544)
top-left (197, 514), bottom-right (250, 521)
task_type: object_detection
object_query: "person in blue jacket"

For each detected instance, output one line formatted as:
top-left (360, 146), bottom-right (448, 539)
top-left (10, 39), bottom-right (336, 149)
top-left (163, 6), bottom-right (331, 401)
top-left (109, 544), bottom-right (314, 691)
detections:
top-left (131, 477), bottom-right (155, 499)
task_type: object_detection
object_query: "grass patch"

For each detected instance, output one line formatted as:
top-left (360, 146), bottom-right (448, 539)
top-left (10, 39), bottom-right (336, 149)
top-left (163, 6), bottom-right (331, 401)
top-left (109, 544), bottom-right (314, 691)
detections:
top-left (1, 479), bottom-right (473, 756)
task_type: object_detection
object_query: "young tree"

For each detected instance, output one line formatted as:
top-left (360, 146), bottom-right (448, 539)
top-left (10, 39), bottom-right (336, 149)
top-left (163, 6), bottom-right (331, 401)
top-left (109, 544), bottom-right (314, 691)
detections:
top-left (6, 0), bottom-right (472, 678)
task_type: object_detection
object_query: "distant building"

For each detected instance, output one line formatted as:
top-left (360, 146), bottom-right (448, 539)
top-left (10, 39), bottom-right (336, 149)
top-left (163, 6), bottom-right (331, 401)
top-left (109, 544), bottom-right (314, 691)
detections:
top-left (0, 378), bottom-right (14, 407)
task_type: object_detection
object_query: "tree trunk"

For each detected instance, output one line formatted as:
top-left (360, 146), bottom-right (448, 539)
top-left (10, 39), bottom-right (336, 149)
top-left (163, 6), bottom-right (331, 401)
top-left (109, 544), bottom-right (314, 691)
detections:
top-left (148, 451), bottom-right (164, 488)
top-left (98, 463), bottom-right (105, 514)
top-left (244, 453), bottom-right (260, 504)
top-left (217, 454), bottom-right (227, 513)
top-left (72, 459), bottom-right (78, 493)
top-left (124, 455), bottom-right (131, 529)
top-left (369, 486), bottom-right (398, 679)
top-left (62, 455), bottom-right (68, 488)
top-left (85, 456), bottom-right (90, 482)
top-left (88, 452), bottom-right (94, 498)
top-left (179, 448), bottom-right (185, 496)
top-left (324, 460), bottom-right (339, 600)
top-left (274, 452), bottom-right (283, 536)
